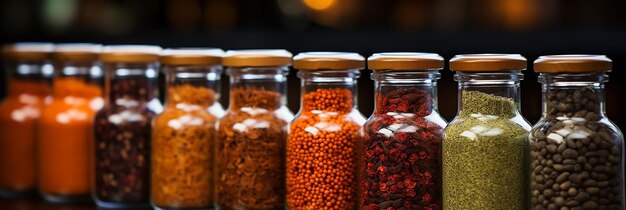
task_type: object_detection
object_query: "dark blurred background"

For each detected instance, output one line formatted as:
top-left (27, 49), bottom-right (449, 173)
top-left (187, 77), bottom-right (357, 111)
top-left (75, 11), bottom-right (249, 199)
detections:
top-left (1, 0), bottom-right (625, 128)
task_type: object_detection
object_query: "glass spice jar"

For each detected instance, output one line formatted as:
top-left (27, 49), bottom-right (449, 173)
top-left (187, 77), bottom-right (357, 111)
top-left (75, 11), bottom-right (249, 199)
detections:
top-left (216, 50), bottom-right (294, 210)
top-left (359, 53), bottom-right (447, 210)
top-left (530, 55), bottom-right (624, 210)
top-left (151, 48), bottom-right (225, 209)
top-left (38, 44), bottom-right (104, 202)
top-left (443, 54), bottom-right (531, 210)
top-left (287, 52), bottom-right (367, 210)
top-left (0, 43), bottom-right (53, 197)
top-left (93, 45), bottom-right (163, 208)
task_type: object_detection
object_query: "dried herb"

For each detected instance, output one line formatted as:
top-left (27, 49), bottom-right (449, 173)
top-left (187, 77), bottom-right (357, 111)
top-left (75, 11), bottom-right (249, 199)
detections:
top-left (152, 84), bottom-right (218, 208)
top-left (442, 90), bottom-right (529, 210)
top-left (216, 86), bottom-right (291, 210)
top-left (360, 87), bottom-right (443, 210)
top-left (530, 87), bottom-right (622, 210)
top-left (287, 88), bottom-right (362, 210)
top-left (94, 76), bottom-right (158, 205)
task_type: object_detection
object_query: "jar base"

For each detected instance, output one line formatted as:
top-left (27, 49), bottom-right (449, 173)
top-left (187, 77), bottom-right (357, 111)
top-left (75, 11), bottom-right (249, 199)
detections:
top-left (95, 200), bottom-right (150, 209)
top-left (0, 188), bottom-right (36, 198)
top-left (153, 205), bottom-right (214, 210)
top-left (42, 193), bottom-right (91, 203)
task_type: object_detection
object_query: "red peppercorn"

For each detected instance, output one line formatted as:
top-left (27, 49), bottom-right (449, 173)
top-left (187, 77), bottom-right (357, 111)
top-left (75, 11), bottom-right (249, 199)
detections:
top-left (359, 87), bottom-right (445, 210)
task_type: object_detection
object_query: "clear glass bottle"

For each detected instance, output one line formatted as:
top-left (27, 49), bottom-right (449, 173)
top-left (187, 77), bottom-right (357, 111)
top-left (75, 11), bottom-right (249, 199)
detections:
top-left (0, 43), bottom-right (53, 197)
top-left (93, 45), bottom-right (162, 208)
top-left (39, 44), bottom-right (103, 202)
top-left (530, 55), bottom-right (624, 210)
top-left (287, 52), bottom-right (367, 210)
top-left (442, 54), bottom-right (531, 210)
top-left (151, 48), bottom-right (225, 209)
top-left (359, 53), bottom-right (447, 210)
top-left (216, 50), bottom-right (294, 210)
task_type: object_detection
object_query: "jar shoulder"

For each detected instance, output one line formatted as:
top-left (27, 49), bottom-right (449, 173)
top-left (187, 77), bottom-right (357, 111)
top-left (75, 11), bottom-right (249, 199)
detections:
top-left (530, 116), bottom-right (624, 143)
top-left (444, 114), bottom-right (531, 140)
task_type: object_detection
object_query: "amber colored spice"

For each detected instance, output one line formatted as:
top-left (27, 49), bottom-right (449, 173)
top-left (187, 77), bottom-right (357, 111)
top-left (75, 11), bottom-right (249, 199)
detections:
top-left (38, 77), bottom-right (103, 198)
top-left (0, 79), bottom-right (50, 193)
top-left (152, 84), bottom-right (218, 208)
top-left (287, 88), bottom-right (362, 210)
top-left (216, 86), bottom-right (291, 210)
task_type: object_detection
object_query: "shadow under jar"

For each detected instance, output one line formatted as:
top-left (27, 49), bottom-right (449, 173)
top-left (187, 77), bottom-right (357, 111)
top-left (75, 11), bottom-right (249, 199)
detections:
top-left (93, 45), bottom-right (163, 208)
top-left (39, 44), bottom-right (103, 203)
top-left (216, 50), bottom-right (294, 210)
top-left (359, 53), bottom-right (447, 210)
top-left (151, 48), bottom-right (225, 210)
top-left (0, 43), bottom-right (53, 197)
top-left (530, 55), bottom-right (624, 210)
top-left (287, 52), bottom-right (367, 210)
top-left (442, 54), bottom-right (532, 210)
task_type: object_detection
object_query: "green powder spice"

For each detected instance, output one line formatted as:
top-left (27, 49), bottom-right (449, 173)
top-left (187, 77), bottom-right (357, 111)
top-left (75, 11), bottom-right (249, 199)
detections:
top-left (443, 90), bottom-right (529, 210)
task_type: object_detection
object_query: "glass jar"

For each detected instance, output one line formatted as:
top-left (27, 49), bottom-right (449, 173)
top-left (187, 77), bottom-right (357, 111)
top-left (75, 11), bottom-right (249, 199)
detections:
top-left (443, 54), bottom-right (531, 210)
top-left (216, 50), bottom-right (294, 210)
top-left (287, 52), bottom-right (367, 210)
top-left (0, 43), bottom-right (53, 197)
top-left (38, 44), bottom-right (103, 202)
top-left (359, 53), bottom-right (447, 210)
top-left (93, 45), bottom-right (162, 208)
top-left (151, 48), bottom-right (225, 209)
top-left (530, 55), bottom-right (624, 210)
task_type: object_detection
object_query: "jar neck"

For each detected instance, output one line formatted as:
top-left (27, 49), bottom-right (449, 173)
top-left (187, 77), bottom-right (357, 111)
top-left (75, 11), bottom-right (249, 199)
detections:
top-left (52, 61), bottom-right (102, 98)
top-left (372, 71), bottom-right (440, 116)
top-left (539, 73), bottom-right (607, 117)
top-left (226, 66), bottom-right (288, 110)
top-left (104, 62), bottom-right (159, 105)
top-left (164, 65), bottom-right (222, 107)
top-left (298, 69), bottom-right (360, 114)
top-left (5, 61), bottom-right (51, 97)
top-left (455, 71), bottom-right (523, 118)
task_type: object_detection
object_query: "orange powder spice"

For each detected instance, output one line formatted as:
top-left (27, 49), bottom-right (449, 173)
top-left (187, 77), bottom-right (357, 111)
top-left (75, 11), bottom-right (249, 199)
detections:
top-left (152, 84), bottom-right (218, 208)
top-left (38, 77), bottom-right (102, 197)
top-left (287, 88), bottom-right (361, 210)
top-left (0, 79), bottom-right (50, 192)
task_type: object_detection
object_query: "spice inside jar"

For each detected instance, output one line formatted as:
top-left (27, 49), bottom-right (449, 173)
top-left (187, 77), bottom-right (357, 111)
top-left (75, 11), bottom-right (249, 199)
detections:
top-left (287, 52), bottom-right (366, 210)
top-left (0, 43), bottom-right (53, 197)
top-left (93, 45), bottom-right (162, 208)
top-left (38, 44), bottom-right (103, 202)
top-left (151, 49), bottom-right (225, 209)
top-left (360, 53), bottom-right (446, 210)
top-left (442, 54), bottom-right (531, 210)
top-left (529, 55), bottom-right (624, 210)
top-left (216, 49), bottom-right (294, 210)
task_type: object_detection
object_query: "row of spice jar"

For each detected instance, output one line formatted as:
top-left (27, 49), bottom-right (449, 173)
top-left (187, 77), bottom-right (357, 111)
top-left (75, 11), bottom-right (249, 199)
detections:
top-left (0, 43), bottom-right (623, 210)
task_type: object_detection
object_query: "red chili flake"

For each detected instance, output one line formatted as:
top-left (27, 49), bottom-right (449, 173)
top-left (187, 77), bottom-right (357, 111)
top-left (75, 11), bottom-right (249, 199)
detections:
top-left (359, 87), bottom-right (443, 209)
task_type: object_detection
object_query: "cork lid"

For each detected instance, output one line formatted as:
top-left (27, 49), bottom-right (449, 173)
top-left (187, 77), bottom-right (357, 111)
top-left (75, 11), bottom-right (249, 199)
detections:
top-left (368, 52), bottom-right (444, 71)
top-left (2, 42), bottom-right (54, 61)
top-left (293, 52), bottom-right (365, 70)
top-left (223, 49), bottom-right (292, 67)
top-left (450, 54), bottom-right (527, 71)
top-left (160, 48), bottom-right (224, 66)
top-left (100, 45), bottom-right (163, 63)
top-left (534, 55), bottom-right (612, 73)
top-left (52, 44), bottom-right (102, 62)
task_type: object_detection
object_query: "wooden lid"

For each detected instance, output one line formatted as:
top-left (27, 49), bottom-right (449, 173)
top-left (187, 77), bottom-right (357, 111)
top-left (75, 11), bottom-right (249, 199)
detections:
top-left (534, 55), bottom-right (612, 73)
top-left (52, 44), bottom-right (102, 62)
top-left (100, 45), bottom-right (162, 63)
top-left (293, 52), bottom-right (364, 70)
top-left (223, 49), bottom-right (292, 67)
top-left (368, 52), bottom-right (444, 70)
top-left (450, 54), bottom-right (527, 71)
top-left (2, 42), bottom-right (54, 61)
top-left (160, 48), bottom-right (224, 66)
